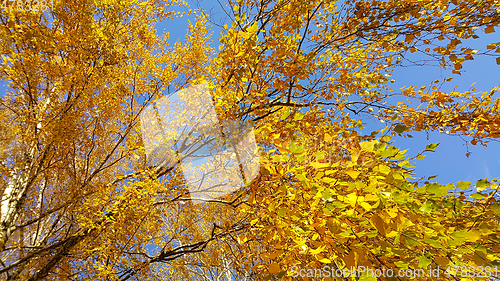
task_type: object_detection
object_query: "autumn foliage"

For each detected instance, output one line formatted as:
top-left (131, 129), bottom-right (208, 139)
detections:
top-left (0, 0), bottom-right (500, 280)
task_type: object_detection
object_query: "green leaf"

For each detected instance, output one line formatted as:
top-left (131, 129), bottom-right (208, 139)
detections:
top-left (424, 143), bottom-right (440, 152)
top-left (392, 190), bottom-right (409, 204)
top-left (394, 233), bottom-right (401, 245)
top-left (402, 234), bottom-right (421, 246)
top-left (394, 260), bottom-right (409, 269)
top-left (294, 226), bottom-right (307, 233)
top-left (294, 112), bottom-right (305, 120)
top-left (454, 198), bottom-right (464, 210)
top-left (418, 253), bottom-right (432, 269)
top-left (277, 208), bottom-right (286, 217)
top-left (426, 183), bottom-right (449, 196)
top-left (471, 193), bottom-right (486, 199)
top-left (380, 147), bottom-right (395, 158)
top-left (289, 142), bottom-right (304, 154)
top-left (420, 200), bottom-right (438, 213)
top-left (277, 271), bottom-right (287, 278)
top-left (423, 239), bottom-right (443, 248)
top-left (280, 111), bottom-right (290, 120)
top-left (322, 189), bottom-right (333, 200)
top-left (394, 124), bottom-right (407, 134)
top-left (328, 201), bottom-right (347, 209)
top-left (451, 231), bottom-right (480, 242)
top-left (359, 273), bottom-right (377, 281)
top-left (473, 251), bottom-right (489, 266)
top-left (296, 173), bottom-right (310, 188)
top-left (490, 202), bottom-right (500, 214)
top-left (456, 181), bottom-right (471, 189)
top-left (476, 178), bottom-right (488, 188)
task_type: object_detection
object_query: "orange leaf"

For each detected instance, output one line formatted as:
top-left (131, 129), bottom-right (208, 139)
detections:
top-left (370, 214), bottom-right (386, 236)
top-left (487, 44), bottom-right (496, 49)
top-left (342, 251), bottom-right (357, 268)
top-left (434, 256), bottom-right (449, 266)
top-left (485, 25), bottom-right (495, 34)
top-left (269, 263), bottom-right (281, 274)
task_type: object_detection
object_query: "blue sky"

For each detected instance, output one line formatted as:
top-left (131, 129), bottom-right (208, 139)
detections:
top-left (376, 31), bottom-right (500, 186)
top-left (155, 0), bottom-right (500, 188)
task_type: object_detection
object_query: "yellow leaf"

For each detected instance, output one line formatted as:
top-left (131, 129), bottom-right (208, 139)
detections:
top-left (247, 21), bottom-right (259, 34)
top-left (324, 133), bottom-right (333, 143)
top-left (345, 192), bottom-right (359, 207)
top-left (374, 164), bottom-right (391, 174)
top-left (318, 258), bottom-right (331, 263)
top-left (310, 245), bottom-right (326, 255)
top-left (346, 169), bottom-right (360, 179)
top-left (365, 194), bottom-right (379, 202)
top-left (360, 202), bottom-right (372, 211)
